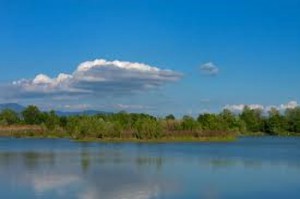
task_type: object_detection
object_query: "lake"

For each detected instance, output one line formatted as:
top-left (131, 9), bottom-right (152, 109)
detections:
top-left (0, 137), bottom-right (300, 199)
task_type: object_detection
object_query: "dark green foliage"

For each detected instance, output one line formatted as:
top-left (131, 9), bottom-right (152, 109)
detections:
top-left (197, 113), bottom-right (221, 130)
top-left (165, 114), bottom-right (175, 120)
top-left (219, 109), bottom-right (244, 132)
top-left (0, 109), bottom-right (20, 125)
top-left (2, 104), bottom-right (300, 139)
top-left (22, 105), bottom-right (43, 125)
top-left (264, 108), bottom-right (287, 135)
top-left (65, 116), bottom-right (81, 137)
top-left (182, 115), bottom-right (201, 131)
top-left (59, 116), bottom-right (68, 127)
top-left (240, 106), bottom-right (264, 133)
top-left (133, 117), bottom-right (163, 139)
top-left (44, 110), bottom-right (60, 130)
top-left (285, 107), bottom-right (300, 133)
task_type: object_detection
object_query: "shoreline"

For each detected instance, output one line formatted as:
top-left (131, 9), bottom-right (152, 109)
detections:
top-left (0, 134), bottom-right (236, 143)
top-left (74, 136), bottom-right (237, 143)
top-left (0, 125), bottom-right (236, 142)
top-left (1, 125), bottom-right (298, 143)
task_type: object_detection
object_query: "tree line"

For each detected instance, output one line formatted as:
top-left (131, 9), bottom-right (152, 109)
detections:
top-left (0, 105), bottom-right (300, 139)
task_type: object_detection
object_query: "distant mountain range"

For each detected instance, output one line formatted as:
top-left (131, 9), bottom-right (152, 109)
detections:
top-left (0, 103), bottom-right (25, 112)
top-left (0, 103), bottom-right (111, 116)
top-left (55, 110), bottom-right (111, 116)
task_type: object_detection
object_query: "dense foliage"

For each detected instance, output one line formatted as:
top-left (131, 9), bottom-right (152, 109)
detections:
top-left (1, 105), bottom-right (300, 139)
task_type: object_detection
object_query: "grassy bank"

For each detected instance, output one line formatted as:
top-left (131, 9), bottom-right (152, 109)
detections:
top-left (75, 136), bottom-right (237, 143)
top-left (0, 125), bottom-right (68, 138)
top-left (0, 125), bottom-right (236, 142)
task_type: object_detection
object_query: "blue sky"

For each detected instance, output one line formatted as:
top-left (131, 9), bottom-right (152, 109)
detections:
top-left (0, 0), bottom-right (299, 116)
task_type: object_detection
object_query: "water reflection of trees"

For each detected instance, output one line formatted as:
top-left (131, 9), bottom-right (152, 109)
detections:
top-left (136, 156), bottom-right (163, 170)
top-left (80, 149), bottom-right (91, 173)
top-left (198, 158), bottom-right (264, 170)
top-left (78, 148), bottom-right (165, 172)
top-left (0, 151), bottom-right (55, 170)
top-left (196, 157), bottom-right (300, 170)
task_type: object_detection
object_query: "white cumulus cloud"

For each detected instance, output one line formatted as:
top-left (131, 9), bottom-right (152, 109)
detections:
top-left (8, 59), bottom-right (182, 99)
top-left (223, 101), bottom-right (299, 113)
top-left (278, 101), bottom-right (298, 110)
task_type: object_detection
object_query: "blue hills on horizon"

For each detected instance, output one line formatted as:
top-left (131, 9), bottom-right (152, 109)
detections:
top-left (0, 103), bottom-right (111, 116)
top-left (0, 103), bottom-right (25, 113)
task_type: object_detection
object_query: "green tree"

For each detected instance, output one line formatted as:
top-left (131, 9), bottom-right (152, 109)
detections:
top-left (197, 113), bottom-right (221, 131)
top-left (0, 109), bottom-right (20, 125)
top-left (44, 110), bottom-right (60, 130)
top-left (219, 109), bottom-right (241, 132)
top-left (65, 116), bottom-right (81, 138)
top-left (133, 117), bottom-right (163, 139)
top-left (111, 111), bottom-right (133, 130)
top-left (165, 114), bottom-right (175, 120)
top-left (265, 108), bottom-right (286, 135)
top-left (239, 106), bottom-right (264, 133)
top-left (22, 105), bottom-right (43, 125)
top-left (182, 115), bottom-right (201, 131)
top-left (59, 116), bottom-right (68, 127)
top-left (285, 107), bottom-right (300, 133)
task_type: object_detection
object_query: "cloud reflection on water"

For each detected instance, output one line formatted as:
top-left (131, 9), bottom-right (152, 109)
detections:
top-left (0, 151), bottom-right (175, 199)
top-left (1, 137), bottom-right (300, 199)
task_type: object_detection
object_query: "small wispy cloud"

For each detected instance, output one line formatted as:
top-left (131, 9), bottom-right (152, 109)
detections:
top-left (63, 104), bottom-right (92, 110)
top-left (200, 62), bottom-right (219, 76)
top-left (223, 101), bottom-right (299, 112)
top-left (114, 103), bottom-right (150, 110)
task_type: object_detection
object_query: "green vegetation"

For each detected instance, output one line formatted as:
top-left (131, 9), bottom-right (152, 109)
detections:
top-left (1, 105), bottom-right (300, 141)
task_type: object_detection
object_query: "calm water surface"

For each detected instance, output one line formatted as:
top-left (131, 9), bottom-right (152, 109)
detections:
top-left (0, 137), bottom-right (300, 199)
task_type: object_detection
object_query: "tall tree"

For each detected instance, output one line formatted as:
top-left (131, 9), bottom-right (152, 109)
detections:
top-left (240, 106), bottom-right (264, 133)
top-left (165, 114), bottom-right (176, 120)
top-left (265, 108), bottom-right (286, 135)
top-left (182, 115), bottom-right (201, 131)
top-left (0, 109), bottom-right (20, 125)
top-left (219, 109), bottom-right (241, 132)
top-left (197, 113), bottom-right (220, 130)
top-left (44, 110), bottom-right (60, 130)
top-left (285, 107), bottom-right (300, 133)
top-left (22, 105), bottom-right (43, 125)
